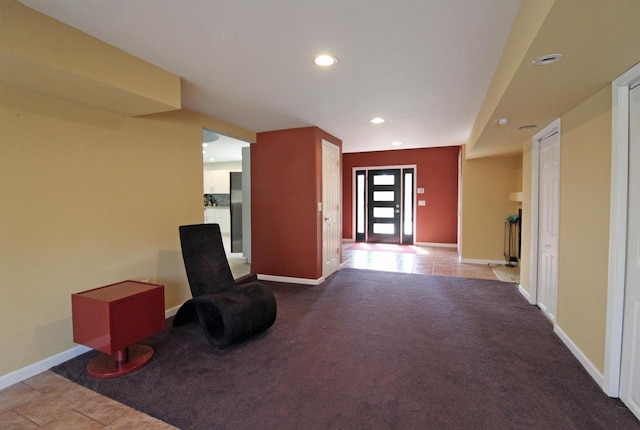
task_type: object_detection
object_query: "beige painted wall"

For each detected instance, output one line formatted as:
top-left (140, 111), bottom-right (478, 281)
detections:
top-left (518, 86), bottom-right (612, 373)
top-left (1, 104), bottom-right (193, 376)
top-left (460, 151), bottom-right (521, 261)
top-left (556, 85), bottom-right (612, 372)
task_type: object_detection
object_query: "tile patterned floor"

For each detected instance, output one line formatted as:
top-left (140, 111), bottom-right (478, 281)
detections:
top-left (341, 243), bottom-right (500, 280)
top-left (0, 371), bottom-right (176, 429)
top-left (1, 243), bottom-right (507, 429)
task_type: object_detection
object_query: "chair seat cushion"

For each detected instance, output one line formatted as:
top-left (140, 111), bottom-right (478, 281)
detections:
top-left (173, 283), bottom-right (276, 348)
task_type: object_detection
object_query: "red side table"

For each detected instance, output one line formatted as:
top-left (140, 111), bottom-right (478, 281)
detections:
top-left (72, 280), bottom-right (165, 378)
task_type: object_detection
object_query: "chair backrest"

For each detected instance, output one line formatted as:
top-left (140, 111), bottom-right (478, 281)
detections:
top-left (179, 224), bottom-right (235, 297)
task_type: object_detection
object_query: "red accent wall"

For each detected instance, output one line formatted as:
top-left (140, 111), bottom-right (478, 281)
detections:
top-left (252, 126), bottom-right (342, 280)
top-left (342, 146), bottom-right (460, 244)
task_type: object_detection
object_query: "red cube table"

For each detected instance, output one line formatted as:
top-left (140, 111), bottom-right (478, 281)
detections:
top-left (72, 280), bottom-right (165, 378)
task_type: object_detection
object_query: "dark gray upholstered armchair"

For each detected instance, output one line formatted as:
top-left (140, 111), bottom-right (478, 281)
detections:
top-left (172, 224), bottom-right (277, 348)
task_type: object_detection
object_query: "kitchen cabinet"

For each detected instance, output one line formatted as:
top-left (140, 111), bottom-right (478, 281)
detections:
top-left (205, 207), bottom-right (230, 234)
top-left (203, 170), bottom-right (230, 193)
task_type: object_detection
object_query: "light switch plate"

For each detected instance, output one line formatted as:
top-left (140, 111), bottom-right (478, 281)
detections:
top-left (418, 200), bottom-right (426, 206)
top-left (318, 202), bottom-right (322, 212)
top-left (417, 187), bottom-right (425, 194)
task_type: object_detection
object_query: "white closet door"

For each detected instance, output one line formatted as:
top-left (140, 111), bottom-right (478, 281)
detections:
top-left (537, 131), bottom-right (560, 322)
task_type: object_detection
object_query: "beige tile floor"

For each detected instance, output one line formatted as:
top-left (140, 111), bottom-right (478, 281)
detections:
top-left (341, 243), bottom-right (501, 280)
top-left (0, 371), bottom-right (176, 429)
top-left (0, 243), bottom-right (511, 429)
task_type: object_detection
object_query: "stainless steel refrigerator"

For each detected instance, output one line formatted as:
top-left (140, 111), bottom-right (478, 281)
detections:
top-left (230, 172), bottom-right (242, 253)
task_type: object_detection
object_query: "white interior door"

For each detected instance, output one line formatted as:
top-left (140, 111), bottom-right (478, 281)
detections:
top-left (620, 83), bottom-right (640, 419)
top-left (322, 141), bottom-right (341, 278)
top-left (537, 131), bottom-right (560, 322)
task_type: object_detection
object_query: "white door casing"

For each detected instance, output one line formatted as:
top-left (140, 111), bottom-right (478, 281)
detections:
top-left (322, 140), bottom-right (341, 278)
top-left (619, 83), bottom-right (640, 419)
top-left (605, 62), bottom-right (640, 398)
top-left (351, 164), bottom-right (417, 244)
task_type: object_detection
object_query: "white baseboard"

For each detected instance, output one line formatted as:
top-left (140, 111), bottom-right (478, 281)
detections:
top-left (165, 305), bottom-right (180, 318)
top-left (554, 324), bottom-right (605, 390)
top-left (257, 274), bottom-right (325, 285)
top-left (414, 242), bottom-right (457, 248)
top-left (0, 344), bottom-right (91, 390)
top-left (0, 305), bottom-right (183, 390)
top-left (518, 285), bottom-right (531, 302)
top-left (460, 258), bottom-right (506, 265)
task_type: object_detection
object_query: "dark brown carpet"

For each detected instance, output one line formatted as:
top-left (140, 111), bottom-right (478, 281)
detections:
top-left (52, 269), bottom-right (639, 429)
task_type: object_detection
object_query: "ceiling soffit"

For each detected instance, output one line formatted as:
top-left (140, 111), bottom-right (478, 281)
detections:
top-left (0, 1), bottom-right (181, 116)
top-left (467, 0), bottom-right (640, 159)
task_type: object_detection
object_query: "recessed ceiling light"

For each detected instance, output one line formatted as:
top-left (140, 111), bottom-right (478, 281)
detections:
top-left (209, 158), bottom-right (216, 162)
top-left (391, 141), bottom-right (402, 146)
top-left (370, 117), bottom-right (385, 124)
top-left (202, 150), bottom-right (206, 154)
top-left (314, 55), bottom-right (337, 67)
top-left (519, 124), bottom-right (538, 130)
top-left (202, 143), bottom-right (208, 147)
top-left (496, 117), bottom-right (509, 125)
top-left (532, 53), bottom-right (564, 66)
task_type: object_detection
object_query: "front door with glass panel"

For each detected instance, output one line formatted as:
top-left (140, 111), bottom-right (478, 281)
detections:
top-left (367, 169), bottom-right (401, 243)
top-left (355, 167), bottom-right (414, 244)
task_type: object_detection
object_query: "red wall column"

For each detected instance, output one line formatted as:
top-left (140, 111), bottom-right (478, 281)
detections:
top-left (252, 126), bottom-right (341, 280)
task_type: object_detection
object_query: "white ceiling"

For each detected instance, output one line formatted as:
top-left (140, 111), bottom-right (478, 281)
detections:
top-left (202, 130), bottom-right (249, 163)
top-left (19, 0), bottom-right (521, 154)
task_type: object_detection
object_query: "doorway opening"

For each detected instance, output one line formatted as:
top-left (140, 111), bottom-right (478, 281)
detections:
top-left (202, 128), bottom-right (251, 277)
top-left (354, 167), bottom-right (415, 244)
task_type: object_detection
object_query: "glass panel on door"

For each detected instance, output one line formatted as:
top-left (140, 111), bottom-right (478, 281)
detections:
top-left (402, 168), bottom-right (414, 244)
top-left (355, 170), bottom-right (366, 242)
top-left (373, 207), bottom-right (395, 218)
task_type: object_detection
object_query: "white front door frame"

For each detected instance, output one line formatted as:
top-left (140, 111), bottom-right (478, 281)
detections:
top-left (528, 118), bottom-right (561, 307)
top-left (350, 164), bottom-right (417, 243)
top-left (604, 62), bottom-right (640, 397)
